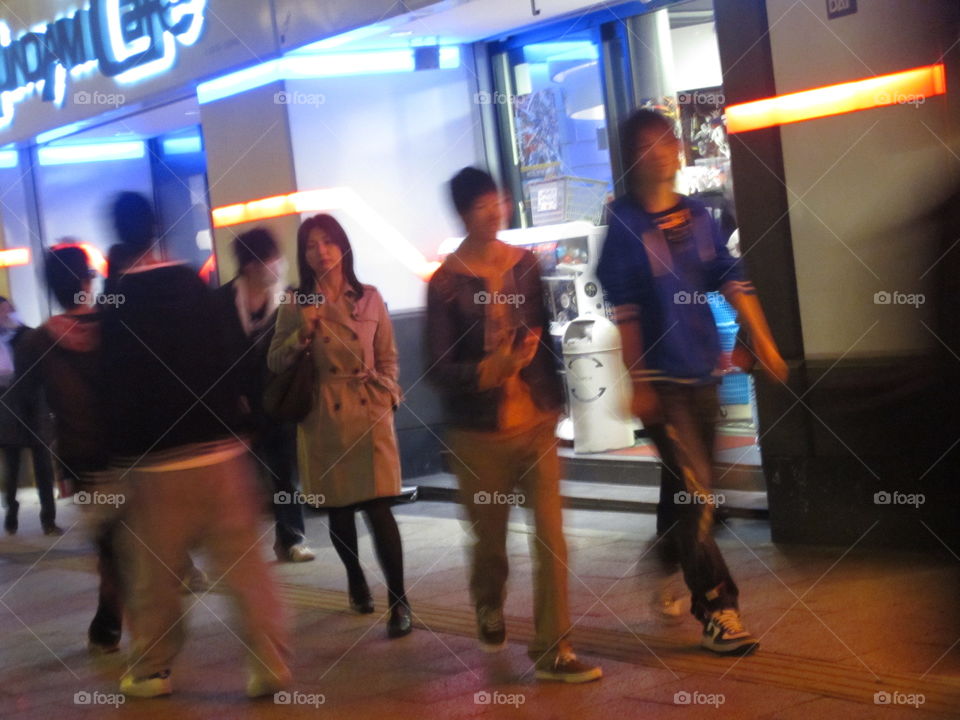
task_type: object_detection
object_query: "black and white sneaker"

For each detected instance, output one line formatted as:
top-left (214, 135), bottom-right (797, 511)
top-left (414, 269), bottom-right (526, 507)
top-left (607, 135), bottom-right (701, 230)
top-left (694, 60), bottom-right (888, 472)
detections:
top-left (701, 608), bottom-right (759, 656)
top-left (476, 605), bottom-right (506, 652)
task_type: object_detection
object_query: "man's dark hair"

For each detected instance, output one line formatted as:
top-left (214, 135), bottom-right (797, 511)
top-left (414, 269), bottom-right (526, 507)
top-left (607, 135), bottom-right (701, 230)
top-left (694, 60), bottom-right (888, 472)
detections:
top-left (111, 192), bottom-right (156, 251)
top-left (620, 109), bottom-right (677, 180)
top-left (233, 228), bottom-right (279, 271)
top-left (449, 166), bottom-right (499, 217)
top-left (45, 246), bottom-right (89, 310)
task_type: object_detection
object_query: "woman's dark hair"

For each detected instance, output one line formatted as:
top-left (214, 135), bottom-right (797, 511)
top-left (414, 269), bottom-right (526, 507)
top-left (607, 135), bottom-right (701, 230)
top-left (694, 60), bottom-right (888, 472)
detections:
top-left (449, 166), bottom-right (499, 217)
top-left (45, 246), bottom-right (90, 310)
top-left (233, 228), bottom-right (279, 271)
top-left (619, 109), bottom-right (677, 183)
top-left (111, 192), bottom-right (157, 251)
top-left (296, 214), bottom-right (363, 298)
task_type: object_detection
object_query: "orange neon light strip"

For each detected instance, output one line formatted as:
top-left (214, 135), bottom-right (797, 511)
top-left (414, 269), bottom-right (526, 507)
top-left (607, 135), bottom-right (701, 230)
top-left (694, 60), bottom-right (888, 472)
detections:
top-left (726, 63), bottom-right (946, 134)
top-left (0, 247), bottom-right (31, 268)
top-left (212, 188), bottom-right (441, 281)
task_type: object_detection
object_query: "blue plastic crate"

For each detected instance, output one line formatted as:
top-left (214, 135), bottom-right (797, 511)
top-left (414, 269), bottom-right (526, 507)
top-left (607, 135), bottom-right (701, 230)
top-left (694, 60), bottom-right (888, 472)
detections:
top-left (719, 372), bottom-right (752, 406)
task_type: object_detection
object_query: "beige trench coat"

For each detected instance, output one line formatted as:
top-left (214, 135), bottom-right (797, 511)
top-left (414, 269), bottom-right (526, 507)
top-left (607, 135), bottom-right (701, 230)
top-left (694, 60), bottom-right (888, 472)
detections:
top-left (267, 284), bottom-right (403, 507)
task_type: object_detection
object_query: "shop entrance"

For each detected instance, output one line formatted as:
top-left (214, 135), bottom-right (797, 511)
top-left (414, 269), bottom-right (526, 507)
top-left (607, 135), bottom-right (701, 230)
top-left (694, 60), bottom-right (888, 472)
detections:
top-left (484, 0), bottom-right (765, 506)
top-left (2, 97), bottom-right (213, 327)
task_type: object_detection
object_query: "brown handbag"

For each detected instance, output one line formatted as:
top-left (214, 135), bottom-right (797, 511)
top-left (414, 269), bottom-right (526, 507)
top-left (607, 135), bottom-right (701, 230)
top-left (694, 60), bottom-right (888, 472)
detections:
top-left (263, 347), bottom-right (315, 423)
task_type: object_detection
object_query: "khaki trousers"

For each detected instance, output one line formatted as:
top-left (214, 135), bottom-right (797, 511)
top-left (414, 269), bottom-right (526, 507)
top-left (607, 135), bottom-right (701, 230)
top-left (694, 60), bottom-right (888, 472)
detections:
top-left (123, 450), bottom-right (288, 681)
top-left (448, 420), bottom-right (571, 663)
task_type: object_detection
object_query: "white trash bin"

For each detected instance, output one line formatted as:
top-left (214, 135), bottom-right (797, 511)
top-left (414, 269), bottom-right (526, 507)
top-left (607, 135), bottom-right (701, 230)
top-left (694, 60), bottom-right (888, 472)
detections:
top-left (561, 316), bottom-right (635, 453)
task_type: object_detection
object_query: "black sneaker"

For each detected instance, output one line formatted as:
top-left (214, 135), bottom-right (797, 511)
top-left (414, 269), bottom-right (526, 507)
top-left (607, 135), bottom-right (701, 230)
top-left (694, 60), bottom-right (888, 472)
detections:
top-left (701, 608), bottom-right (759, 656)
top-left (42, 523), bottom-right (64, 537)
top-left (476, 605), bottom-right (506, 652)
top-left (534, 650), bottom-right (603, 683)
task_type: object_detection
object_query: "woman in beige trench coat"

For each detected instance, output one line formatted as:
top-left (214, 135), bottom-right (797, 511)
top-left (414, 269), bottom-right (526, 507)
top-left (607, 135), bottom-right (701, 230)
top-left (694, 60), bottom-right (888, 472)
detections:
top-left (268, 214), bottom-right (411, 638)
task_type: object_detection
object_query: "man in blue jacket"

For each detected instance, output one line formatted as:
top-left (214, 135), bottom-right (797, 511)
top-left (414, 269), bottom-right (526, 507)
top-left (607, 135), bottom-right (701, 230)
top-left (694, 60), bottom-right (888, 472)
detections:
top-left (597, 109), bottom-right (788, 656)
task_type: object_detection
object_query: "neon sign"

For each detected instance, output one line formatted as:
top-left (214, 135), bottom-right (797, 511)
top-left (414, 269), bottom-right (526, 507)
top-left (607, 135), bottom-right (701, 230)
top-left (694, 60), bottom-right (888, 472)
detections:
top-left (0, 0), bottom-right (205, 127)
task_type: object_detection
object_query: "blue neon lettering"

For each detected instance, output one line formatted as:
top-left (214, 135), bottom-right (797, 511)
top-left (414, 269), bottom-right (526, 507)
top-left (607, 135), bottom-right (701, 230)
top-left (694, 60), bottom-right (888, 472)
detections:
top-left (0, 0), bottom-right (204, 125)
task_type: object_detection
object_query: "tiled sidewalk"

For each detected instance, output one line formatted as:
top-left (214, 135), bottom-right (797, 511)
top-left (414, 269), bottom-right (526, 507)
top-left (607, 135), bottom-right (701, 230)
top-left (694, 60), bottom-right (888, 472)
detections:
top-left (1, 491), bottom-right (958, 718)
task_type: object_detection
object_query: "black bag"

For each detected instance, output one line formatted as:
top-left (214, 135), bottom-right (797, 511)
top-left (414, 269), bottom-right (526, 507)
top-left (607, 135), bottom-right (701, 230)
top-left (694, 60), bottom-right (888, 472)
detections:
top-left (263, 348), bottom-right (315, 423)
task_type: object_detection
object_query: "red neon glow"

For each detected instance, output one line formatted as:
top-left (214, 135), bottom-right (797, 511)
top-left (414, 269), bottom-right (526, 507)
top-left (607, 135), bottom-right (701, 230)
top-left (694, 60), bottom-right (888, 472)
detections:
top-left (199, 254), bottom-right (217, 283)
top-left (726, 63), bottom-right (946, 133)
top-left (0, 247), bottom-right (31, 268)
top-left (212, 188), bottom-right (441, 281)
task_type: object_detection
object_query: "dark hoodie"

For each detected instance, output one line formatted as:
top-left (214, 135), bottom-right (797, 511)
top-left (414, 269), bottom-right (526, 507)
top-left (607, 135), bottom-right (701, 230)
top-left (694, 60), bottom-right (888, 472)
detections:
top-left (15, 313), bottom-right (107, 473)
top-left (100, 263), bottom-right (243, 459)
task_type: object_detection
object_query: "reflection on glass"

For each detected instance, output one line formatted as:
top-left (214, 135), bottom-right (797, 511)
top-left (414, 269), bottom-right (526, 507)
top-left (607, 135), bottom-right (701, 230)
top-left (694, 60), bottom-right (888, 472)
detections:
top-left (506, 34), bottom-right (613, 227)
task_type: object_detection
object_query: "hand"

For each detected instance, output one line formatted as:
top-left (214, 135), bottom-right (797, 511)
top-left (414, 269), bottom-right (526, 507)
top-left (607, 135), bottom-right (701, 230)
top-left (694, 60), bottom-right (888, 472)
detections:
top-left (298, 306), bottom-right (320, 343)
top-left (756, 345), bottom-right (788, 384)
top-left (515, 328), bottom-right (541, 369)
top-left (631, 382), bottom-right (664, 426)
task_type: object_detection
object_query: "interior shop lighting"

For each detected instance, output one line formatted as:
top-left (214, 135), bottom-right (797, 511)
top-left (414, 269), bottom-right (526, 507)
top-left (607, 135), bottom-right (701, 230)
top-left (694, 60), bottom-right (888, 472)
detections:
top-left (0, 247), bottom-right (31, 268)
top-left (726, 63), bottom-right (946, 133)
top-left (196, 47), bottom-right (461, 104)
top-left (288, 24), bottom-right (392, 54)
top-left (0, 149), bottom-right (17, 168)
top-left (212, 188), bottom-right (440, 280)
top-left (36, 121), bottom-right (90, 145)
top-left (38, 141), bottom-right (146, 166)
top-left (162, 135), bottom-right (203, 155)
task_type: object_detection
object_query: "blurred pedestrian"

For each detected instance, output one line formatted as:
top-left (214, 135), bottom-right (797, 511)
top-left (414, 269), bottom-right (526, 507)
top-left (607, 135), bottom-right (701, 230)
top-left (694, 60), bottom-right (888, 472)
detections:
top-left (17, 246), bottom-right (122, 652)
top-left (216, 228), bottom-right (314, 563)
top-left (1, 296), bottom-right (60, 536)
top-left (597, 109), bottom-right (787, 655)
top-left (426, 167), bottom-right (602, 683)
top-left (101, 192), bottom-right (289, 699)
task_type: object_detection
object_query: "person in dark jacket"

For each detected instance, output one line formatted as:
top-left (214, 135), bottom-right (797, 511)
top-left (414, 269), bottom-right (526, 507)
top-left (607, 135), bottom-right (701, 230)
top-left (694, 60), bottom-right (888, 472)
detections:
top-left (426, 167), bottom-right (601, 683)
top-left (214, 228), bottom-right (314, 563)
top-left (101, 192), bottom-right (289, 700)
top-left (596, 109), bottom-right (787, 656)
top-left (1, 296), bottom-right (60, 536)
top-left (16, 246), bottom-right (121, 652)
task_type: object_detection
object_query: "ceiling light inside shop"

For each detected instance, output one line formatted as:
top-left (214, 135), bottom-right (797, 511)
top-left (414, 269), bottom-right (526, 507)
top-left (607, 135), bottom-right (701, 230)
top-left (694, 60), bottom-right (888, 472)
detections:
top-left (38, 141), bottom-right (146, 166)
top-left (198, 48), bottom-right (461, 104)
top-left (552, 61), bottom-right (604, 121)
top-left (290, 24), bottom-right (392, 54)
top-left (0, 150), bottom-right (17, 168)
top-left (163, 136), bottom-right (203, 155)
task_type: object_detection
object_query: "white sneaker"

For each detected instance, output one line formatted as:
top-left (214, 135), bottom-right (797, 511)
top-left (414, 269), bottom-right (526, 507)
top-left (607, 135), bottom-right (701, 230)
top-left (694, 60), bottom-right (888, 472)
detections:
top-left (120, 669), bottom-right (172, 698)
top-left (246, 667), bottom-right (291, 698)
top-left (650, 573), bottom-right (684, 621)
top-left (286, 545), bottom-right (316, 563)
top-left (182, 566), bottom-right (210, 594)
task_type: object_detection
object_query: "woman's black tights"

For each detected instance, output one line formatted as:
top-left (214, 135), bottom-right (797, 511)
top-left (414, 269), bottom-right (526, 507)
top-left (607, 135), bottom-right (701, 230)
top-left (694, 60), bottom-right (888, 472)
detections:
top-left (327, 498), bottom-right (407, 608)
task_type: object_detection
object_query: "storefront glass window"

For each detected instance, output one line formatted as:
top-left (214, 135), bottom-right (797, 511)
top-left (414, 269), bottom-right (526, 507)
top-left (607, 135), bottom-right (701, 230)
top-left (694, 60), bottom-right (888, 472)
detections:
top-left (502, 31), bottom-right (614, 228)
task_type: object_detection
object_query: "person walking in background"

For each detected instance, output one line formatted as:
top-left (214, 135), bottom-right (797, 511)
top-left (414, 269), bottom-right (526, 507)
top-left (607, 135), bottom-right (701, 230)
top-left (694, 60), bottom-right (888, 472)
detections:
top-left (101, 192), bottom-right (289, 699)
top-left (0, 296), bottom-right (60, 536)
top-left (268, 214), bottom-right (412, 638)
top-left (596, 109), bottom-right (788, 656)
top-left (216, 228), bottom-right (314, 563)
top-left (16, 246), bottom-right (121, 653)
top-left (425, 167), bottom-right (602, 684)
